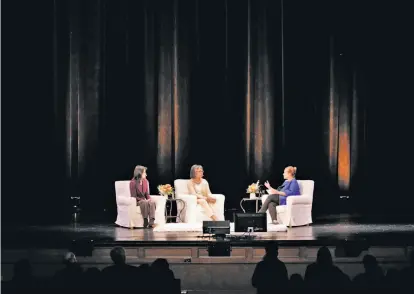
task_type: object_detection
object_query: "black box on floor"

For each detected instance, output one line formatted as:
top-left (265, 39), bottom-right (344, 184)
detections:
top-left (208, 242), bottom-right (232, 257)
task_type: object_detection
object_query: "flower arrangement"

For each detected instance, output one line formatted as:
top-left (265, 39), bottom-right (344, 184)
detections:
top-left (158, 184), bottom-right (174, 197)
top-left (246, 181), bottom-right (260, 194)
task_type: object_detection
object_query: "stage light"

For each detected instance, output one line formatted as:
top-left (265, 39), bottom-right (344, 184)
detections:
top-left (70, 196), bottom-right (81, 223)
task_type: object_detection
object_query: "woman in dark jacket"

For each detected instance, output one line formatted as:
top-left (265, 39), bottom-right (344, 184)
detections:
top-left (129, 165), bottom-right (156, 228)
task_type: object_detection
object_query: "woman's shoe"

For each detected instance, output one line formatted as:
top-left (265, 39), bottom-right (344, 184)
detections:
top-left (143, 218), bottom-right (149, 228)
top-left (148, 218), bottom-right (156, 228)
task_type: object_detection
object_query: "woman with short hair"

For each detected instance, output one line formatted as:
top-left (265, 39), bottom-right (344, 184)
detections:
top-left (259, 166), bottom-right (301, 224)
top-left (187, 165), bottom-right (219, 221)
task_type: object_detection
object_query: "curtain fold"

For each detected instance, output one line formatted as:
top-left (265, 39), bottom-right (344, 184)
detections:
top-left (245, 0), bottom-right (278, 180)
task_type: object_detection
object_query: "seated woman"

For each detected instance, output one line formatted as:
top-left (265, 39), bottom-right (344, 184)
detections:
top-left (187, 164), bottom-right (219, 221)
top-left (258, 166), bottom-right (301, 224)
top-left (129, 165), bottom-right (156, 228)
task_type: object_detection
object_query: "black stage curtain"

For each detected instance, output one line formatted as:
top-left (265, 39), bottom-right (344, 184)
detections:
top-left (2, 0), bottom-right (413, 224)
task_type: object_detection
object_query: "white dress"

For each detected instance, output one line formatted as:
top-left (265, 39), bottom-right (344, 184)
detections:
top-left (194, 182), bottom-right (203, 197)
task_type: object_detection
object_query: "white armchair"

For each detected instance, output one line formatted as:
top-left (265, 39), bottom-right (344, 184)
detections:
top-left (261, 180), bottom-right (314, 227)
top-left (114, 181), bottom-right (166, 228)
top-left (174, 179), bottom-right (225, 223)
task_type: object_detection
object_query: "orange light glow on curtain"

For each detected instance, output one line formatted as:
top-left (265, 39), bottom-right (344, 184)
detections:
top-left (245, 0), bottom-right (274, 179)
top-left (157, 11), bottom-right (174, 178)
top-left (337, 66), bottom-right (351, 189)
top-left (328, 37), bottom-right (339, 176)
top-left (172, 0), bottom-right (188, 175)
top-left (338, 130), bottom-right (351, 189)
top-left (156, 1), bottom-right (188, 180)
top-left (327, 36), bottom-right (357, 192)
top-left (157, 64), bottom-right (173, 176)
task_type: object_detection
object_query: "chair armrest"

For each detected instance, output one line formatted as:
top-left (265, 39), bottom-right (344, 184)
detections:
top-left (211, 194), bottom-right (225, 200)
top-left (175, 194), bottom-right (197, 223)
top-left (150, 195), bottom-right (167, 204)
top-left (150, 195), bottom-right (167, 225)
top-left (116, 197), bottom-right (135, 206)
top-left (287, 195), bottom-right (312, 205)
top-left (211, 194), bottom-right (225, 205)
top-left (175, 194), bottom-right (197, 205)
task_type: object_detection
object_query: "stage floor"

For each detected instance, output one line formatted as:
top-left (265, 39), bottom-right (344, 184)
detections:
top-left (3, 219), bottom-right (414, 248)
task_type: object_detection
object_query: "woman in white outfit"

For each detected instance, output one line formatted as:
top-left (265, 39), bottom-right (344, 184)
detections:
top-left (187, 165), bottom-right (219, 221)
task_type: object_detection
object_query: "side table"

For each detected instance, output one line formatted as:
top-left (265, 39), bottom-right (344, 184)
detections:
top-left (165, 198), bottom-right (186, 223)
top-left (240, 197), bottom-right (261, 213)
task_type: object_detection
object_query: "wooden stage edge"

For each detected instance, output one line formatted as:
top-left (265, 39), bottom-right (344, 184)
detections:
top-left (2, 222), bottom-right (414, 287)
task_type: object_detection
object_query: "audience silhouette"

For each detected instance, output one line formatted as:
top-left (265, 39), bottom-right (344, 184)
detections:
top-left (2, 244), bottom-right (413, 293)
top-left (353, 254), bottom-right (385, 289)
top-left (252, 241), bottom-right (289, 293)
top-left (304, 246), bottom-right (350, 289)
top-left (7, 259), bottom-right (38, 290)
top-left (401, 250), bottom-right (414, 289)
top-left (150, 258), bottom-right (178, 294)
top-left (101, 246), bottom-right (140, 289)
top-left (82, 267), bottom-right (101, 289)
top-left (289, 273), bottom-right (304, 293)
top-left (52, 252), bottom-right (83, 289)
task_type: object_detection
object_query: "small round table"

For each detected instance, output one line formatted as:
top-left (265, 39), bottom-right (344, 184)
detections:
top-left (240, 197), bottom-right (261, 213)
top-left (165, 198), bottom-right (186, 223)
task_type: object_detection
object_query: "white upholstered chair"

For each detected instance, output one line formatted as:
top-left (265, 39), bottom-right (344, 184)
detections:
top-left (174, 179), bottom-right (225, 223)
top-left (115, 181), bottom-right (166, 228)
top-left (261, 180), bottom-right (314, 227)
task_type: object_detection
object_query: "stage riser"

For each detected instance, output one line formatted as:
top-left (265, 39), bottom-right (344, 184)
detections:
top-left (2, 246), bottom-right (412, 290)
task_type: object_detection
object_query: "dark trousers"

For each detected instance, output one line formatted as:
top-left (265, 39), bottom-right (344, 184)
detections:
top-left (258, 194), bottom-right (279, 221)
top-left (137, 199), bottom-right (156, 224)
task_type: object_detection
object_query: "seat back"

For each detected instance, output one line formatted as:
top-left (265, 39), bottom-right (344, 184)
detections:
top-left (174, 179), bottom-right (190, 195)
top-left (297, 180), bottom-right (314, 199)
top-left (115, 181), bottom-right (131, 198)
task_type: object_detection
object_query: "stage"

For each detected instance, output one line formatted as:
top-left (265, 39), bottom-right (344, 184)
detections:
top-left (2, 217), bottom-right (414, 291)
top-left (2, 217), bottom-right (414, 247)
top-left (3, 215), bottom-right (414, 247)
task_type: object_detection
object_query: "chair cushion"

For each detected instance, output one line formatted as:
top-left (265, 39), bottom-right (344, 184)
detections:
top-left (276, 205), bottom-right (286, 213)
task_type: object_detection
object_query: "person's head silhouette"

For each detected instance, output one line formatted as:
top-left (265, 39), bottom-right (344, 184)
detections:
top-left (152, 258), bottom-right (170, 271)
top-left (264, 241), bottom-right (279, 259)
top-left (316, 246), bottom-right (333, 266)
top-left (362, 255), bottom-right (378, 270)
top-left (110, 247), bottom-right (126, 265)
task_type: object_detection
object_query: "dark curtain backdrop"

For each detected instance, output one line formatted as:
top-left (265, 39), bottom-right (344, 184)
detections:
top-left (2, 0), bottom-right (413, 224)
